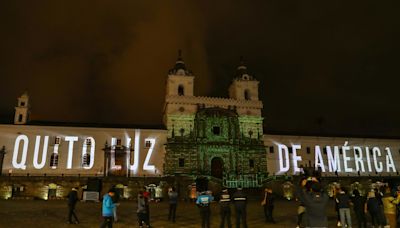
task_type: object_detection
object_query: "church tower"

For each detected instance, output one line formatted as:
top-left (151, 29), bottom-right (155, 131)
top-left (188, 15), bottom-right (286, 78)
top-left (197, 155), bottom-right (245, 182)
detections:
top-left (163, 50), bottom-right (197, 137)
top-left (165, 50), bottom-right (194, 97)
top-left (229, 57), bottom-right (263, 138)
top-left (229, 57), bottom-right (260, 101)
top-left (14, 91), bottom-right (30, 125)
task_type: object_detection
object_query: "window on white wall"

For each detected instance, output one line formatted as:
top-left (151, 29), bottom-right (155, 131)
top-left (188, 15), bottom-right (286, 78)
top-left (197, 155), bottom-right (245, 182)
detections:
top-left (82, 154), bottom-right (90, 167)
top-left (50, 153), bottom-right (58, 168)
top-left (145, 140), bottom-right (152, 148)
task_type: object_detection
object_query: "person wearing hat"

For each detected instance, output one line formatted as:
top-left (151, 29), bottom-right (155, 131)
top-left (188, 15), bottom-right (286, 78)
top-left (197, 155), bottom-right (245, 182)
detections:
top-left (67, 187), bottom-right (79, 224)
top-left (196, 190), bottom-right (214, 228)
top-left (219, 188), bottom-right (232, 228)
top-left (233, 186), bottom-right (248, 228)
top-left (101, 189), bottom-right (116, 228)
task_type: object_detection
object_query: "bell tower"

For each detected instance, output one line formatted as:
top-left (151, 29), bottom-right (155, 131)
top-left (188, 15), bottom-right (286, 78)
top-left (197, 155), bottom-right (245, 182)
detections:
top-left (163, 50), bottom-right (197, 137)
top-left (165, 50), bottom-right (194, 97)
top-left (228, 57), bottom-right (263, 138)
top-left (229, 57), bottom-right (259, 101)
top-left (14, 91), bottom-right (30, 125)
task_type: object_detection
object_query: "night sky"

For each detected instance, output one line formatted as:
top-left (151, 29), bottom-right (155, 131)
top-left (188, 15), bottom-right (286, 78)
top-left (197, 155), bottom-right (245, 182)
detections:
top-left (1, 1), bottom-right (400, 137)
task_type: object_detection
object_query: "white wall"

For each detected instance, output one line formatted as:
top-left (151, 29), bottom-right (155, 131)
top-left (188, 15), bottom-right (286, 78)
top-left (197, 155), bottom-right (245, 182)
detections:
top-left (0, 125), bottom-right (167, 176)
top-left (264, 134), bottom-right (400, 177)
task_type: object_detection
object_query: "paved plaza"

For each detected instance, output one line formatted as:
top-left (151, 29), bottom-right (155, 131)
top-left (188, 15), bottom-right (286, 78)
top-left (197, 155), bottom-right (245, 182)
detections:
top-left (0, 198), bottom-right (353, 228)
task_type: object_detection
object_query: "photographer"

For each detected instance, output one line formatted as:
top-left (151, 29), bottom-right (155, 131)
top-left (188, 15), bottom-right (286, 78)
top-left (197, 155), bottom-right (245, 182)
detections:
top-left (295, 177), bottom-right (329, 227)
top-left (168, 187), bottom-right (178, 223)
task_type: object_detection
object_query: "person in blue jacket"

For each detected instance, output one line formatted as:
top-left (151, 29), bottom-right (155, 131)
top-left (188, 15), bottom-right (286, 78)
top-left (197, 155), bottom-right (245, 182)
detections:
top-left (101, 189), bottom-right (116, 228)
top-left (196, 191), bottom-right (214, 228)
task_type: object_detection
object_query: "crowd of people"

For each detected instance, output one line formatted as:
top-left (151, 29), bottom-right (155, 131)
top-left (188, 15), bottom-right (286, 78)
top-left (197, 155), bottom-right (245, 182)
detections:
top-left (63, 179), bottom-right (400, 228)
top-left (332, 185), bottom-right (400, 228)
top-left (294, 176), bottom-right (400, 228)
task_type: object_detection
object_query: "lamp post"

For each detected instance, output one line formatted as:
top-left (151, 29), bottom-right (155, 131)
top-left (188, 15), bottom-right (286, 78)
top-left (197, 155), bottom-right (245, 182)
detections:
top-left (102, 141), bottom-right (109, 177)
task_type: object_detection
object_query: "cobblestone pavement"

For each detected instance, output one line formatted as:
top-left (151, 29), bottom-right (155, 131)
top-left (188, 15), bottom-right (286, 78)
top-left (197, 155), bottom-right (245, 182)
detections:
top-left (0, 199), bottom-right (354, 228)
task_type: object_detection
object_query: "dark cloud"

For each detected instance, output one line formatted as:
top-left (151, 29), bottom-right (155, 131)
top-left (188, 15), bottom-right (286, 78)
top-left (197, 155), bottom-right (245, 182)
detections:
top-left (0, 1), bottom-right (400, 137)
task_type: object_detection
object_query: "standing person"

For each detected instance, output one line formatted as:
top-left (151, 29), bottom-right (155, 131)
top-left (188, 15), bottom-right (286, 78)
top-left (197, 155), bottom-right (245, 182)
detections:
top-left (168, 187), bottom-right (178, 223)
top-left (296, 182), bottom-right (329, 228)
top-left (66, 187), bottom-right (79, 224)
top-left (382, 187), bottom-right (400, 228)
top-left (101, 189), bottom-right (116, 228)
top-left (351, 190), bottom-right (367, 228)
top-left (367, 190), bottom-right (386, 228)
top-left (137, 191), bottom-right (147, 228)
top-left (334, 187), bottom-right (342, 227)
top-left (219, 188), bottom-right (232, 228)
top-left (296, 177), bottom-right (307, 228)
top-left (296, 199), bottom-right (306, 228)
top-left (336, 187), bottom-right (352, 228)
top-left (111, 187), bottom-right (120, 223)
top-left (233, 186), bottom-right (248, 228)
top-left (142, 187), bottom-right (151, 228)
top-left (262, 188), bottom-right (275, 223)
top-left (196, 191), bottom-right (214, 228)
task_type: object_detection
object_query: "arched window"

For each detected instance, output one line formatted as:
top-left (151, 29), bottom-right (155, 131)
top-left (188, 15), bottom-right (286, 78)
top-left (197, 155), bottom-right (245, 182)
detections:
top-left (82, 153), bottom-right (90, 167)
top-left (178, 85), bottom-right (185, 96)
top-left (244, 89), bottom-right (250, 100)
top-left (50, 153), bottom-right (58, 168)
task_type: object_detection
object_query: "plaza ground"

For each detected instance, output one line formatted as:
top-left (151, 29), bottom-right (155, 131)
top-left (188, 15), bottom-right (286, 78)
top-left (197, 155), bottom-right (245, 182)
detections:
top-left (0, 198), bottom-right (357, 228)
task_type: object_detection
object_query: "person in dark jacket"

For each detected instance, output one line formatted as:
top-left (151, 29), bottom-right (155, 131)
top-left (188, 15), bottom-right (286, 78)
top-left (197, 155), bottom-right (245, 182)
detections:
top-left (296, 181), bottom-right (329, 228)
top-left (110, 187), bottom-right (120, 222)
top-left (367, 190), bottom-right (386, 227)
top-left (137, 191), bottom-right (147, 228)
top-left (296, 177), bottom-right (307, 228)
top-left (142, 187), bottom-right (151, 228)
top-left (262, 188), bottom-right (275, 223)
top-left (336, 187), bottom-right (352, 228)
top-left (219, 188), bottom-right (232, 228)
top-left (351, 190), bottom-right (367, 228)
top-left (67, 187), bottom-right (79, 224)
top-left (168, 187), bottom-right (178, 223)
top-left (233, 186), bottom-right (248, 228)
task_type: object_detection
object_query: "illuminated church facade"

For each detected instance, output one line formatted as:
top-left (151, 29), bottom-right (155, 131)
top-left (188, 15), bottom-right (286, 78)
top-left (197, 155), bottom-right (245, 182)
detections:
top-left (163, 53), bottom-right (267, 187)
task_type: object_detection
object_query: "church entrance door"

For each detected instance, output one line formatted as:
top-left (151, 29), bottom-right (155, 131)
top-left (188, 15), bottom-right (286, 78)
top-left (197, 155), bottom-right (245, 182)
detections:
top-left (211, 157), bottom-right (224, 179)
